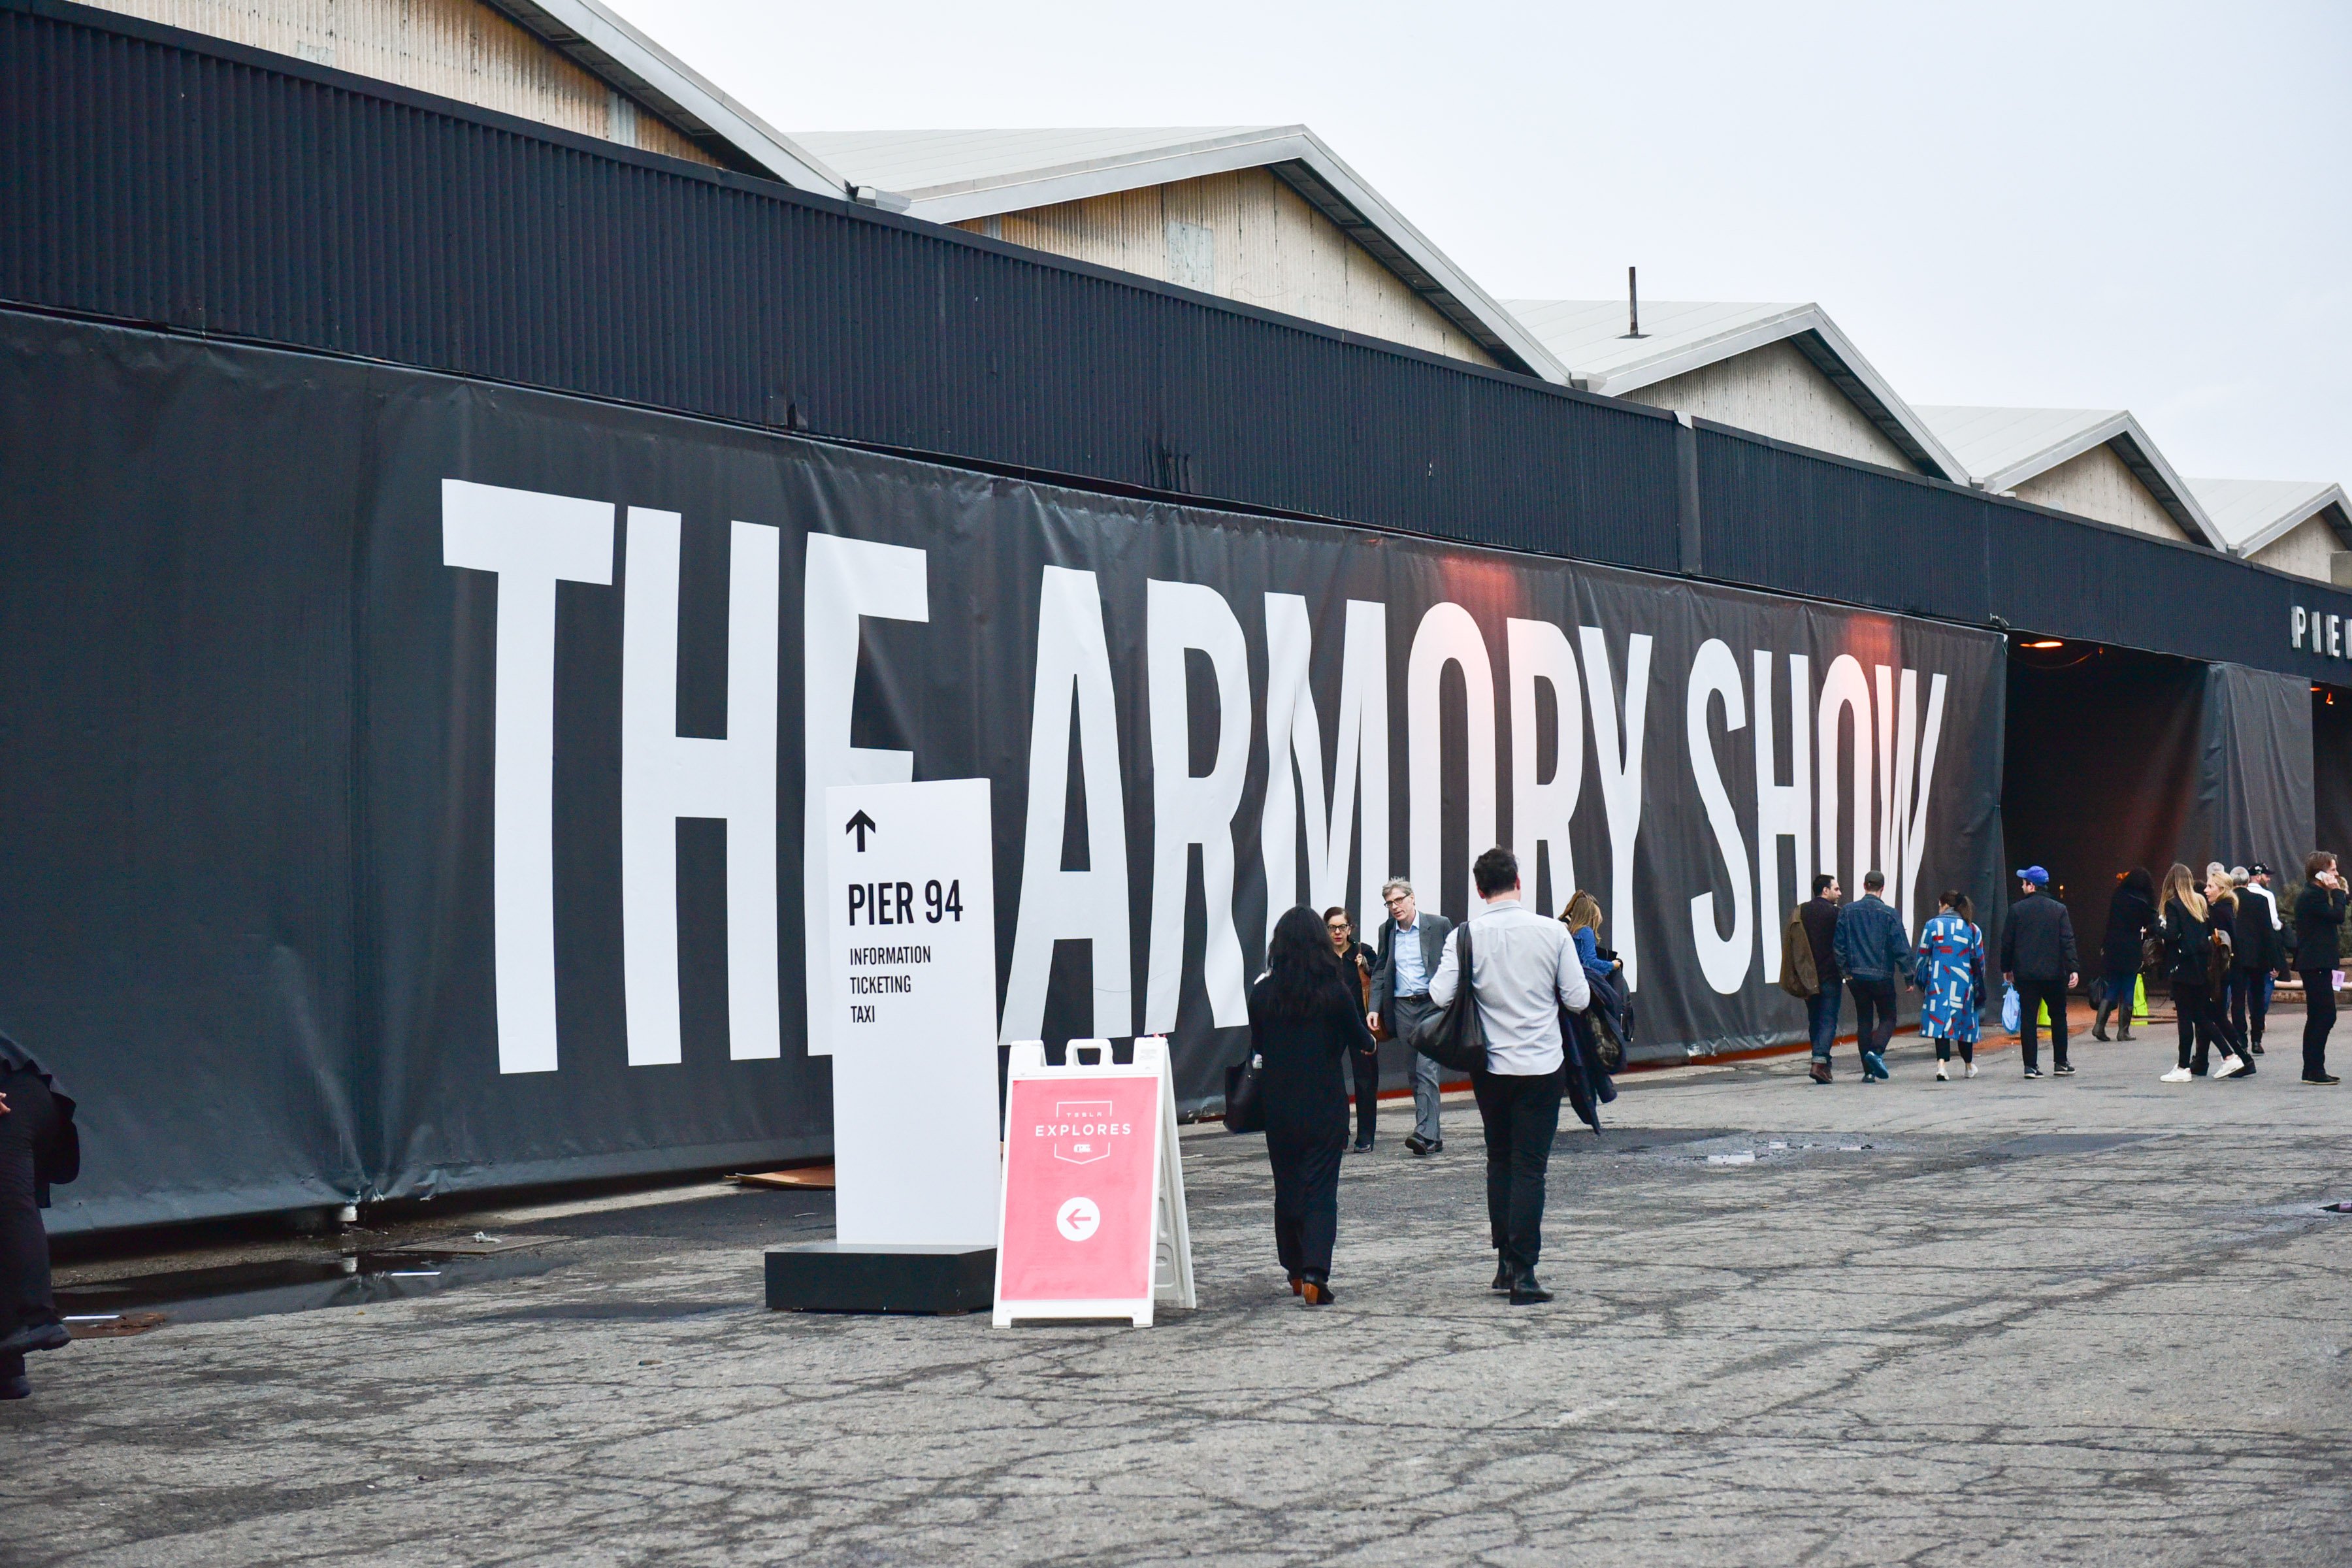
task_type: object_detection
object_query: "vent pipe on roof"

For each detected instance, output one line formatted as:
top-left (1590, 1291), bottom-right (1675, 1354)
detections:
top-left (1622, 266), bottom-right (1646, 340)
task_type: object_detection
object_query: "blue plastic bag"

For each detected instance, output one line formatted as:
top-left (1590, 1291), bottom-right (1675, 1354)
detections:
top-left (2000, 982), bottom-right (2021, 1035)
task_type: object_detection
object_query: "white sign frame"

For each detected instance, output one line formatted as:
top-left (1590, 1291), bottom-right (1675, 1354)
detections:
top-left (993, 1036), bottom-right (1195, 1327)
top-left (823, 778), bottom-right (1001, 1249)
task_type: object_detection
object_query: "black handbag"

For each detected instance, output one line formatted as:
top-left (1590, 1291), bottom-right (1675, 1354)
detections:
top-left (1409, 923), bottom-right (1488, 1075)
top-left (1222, 1051), bottom-right (1266, 1134)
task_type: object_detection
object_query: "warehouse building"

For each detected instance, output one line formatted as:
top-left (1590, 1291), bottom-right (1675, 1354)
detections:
top-left (7, 0), bottom-right (2351, 1232)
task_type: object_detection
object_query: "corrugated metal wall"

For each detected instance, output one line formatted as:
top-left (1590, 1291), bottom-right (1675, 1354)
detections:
top-left (6, 0), bottom-right (2349, 681)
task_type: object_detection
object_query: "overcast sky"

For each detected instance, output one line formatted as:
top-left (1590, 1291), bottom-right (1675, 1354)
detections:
top-left (610, 0), bottom-right (2351, 488)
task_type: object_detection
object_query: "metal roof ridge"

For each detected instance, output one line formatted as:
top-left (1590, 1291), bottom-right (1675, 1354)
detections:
top-left (478, 0), bottom-right (847, 192)
top-left (796, 122), bottom-right (1565, 384)
top-left (1509, 299), bottom-right (1966, 482)
top-left (1924, 406), bottom-right (2227, 549)
top-left (2186, 476), bottom-right (2352, 557)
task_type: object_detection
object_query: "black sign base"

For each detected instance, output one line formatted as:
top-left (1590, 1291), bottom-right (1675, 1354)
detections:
top-left (764, 1241), bottom-right (996, 1315)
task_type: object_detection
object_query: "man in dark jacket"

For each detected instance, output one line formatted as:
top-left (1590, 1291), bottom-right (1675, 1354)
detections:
top-left (0, 1032), bottom-right (78, 1401)
top-left (2293, 853), bottom-right (2347, 1085)
top-left (1800, 874), bottom-right (1844, 1085)
top-left (2232, 864), bottom-right (2285, 1054)
top-left (1367, 877), bottom-right (1455, 1155)
top-left (2000, 866), bottom-right (2080, 1079)
top-left (1832, 870), bottom-right (1911, 1081)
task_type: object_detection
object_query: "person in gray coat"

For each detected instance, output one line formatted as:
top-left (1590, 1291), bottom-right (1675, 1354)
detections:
top-left (1367, 877), bottom-right (1454, 1156)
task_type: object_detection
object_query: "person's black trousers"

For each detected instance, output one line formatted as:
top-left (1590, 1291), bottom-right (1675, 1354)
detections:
top-left (1847, 977), bottom-right (1897, 1063)
top-left (2228, 969), bottom-right (2270, 1049)
top-left (2300, 971), bottom-right (2336, 1079)
top-left (2015, 975), bottom-right (2070, 1071)
top-left (0, 1068), bottom-right (59, 1340)
top-left (1347, 1049), bottom-right (1379, 1147)
top-left (1472, 1066), bottom-right (1563, 1281)
top-left (2171, 980), bottom-right (2225, 1071)
top-left (1266, 1124), bottom-right (1345, 1284)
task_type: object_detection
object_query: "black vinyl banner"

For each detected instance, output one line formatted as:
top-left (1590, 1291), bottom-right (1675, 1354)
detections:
top-left (3, 314), bottom-right (2003, 1230)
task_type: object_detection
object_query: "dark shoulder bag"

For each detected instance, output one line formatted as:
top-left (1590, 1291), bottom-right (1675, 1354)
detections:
top-left (1409, 923), bottom-right (1488, 1075)
top-left (1222, 1048), bottom-right (1266, 1134)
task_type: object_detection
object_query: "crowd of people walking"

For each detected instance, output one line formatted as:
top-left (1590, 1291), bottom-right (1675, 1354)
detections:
top-left (1249, 843), bottom-right (2344, 1312)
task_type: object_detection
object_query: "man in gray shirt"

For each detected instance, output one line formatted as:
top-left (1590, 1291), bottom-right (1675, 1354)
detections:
top-left (1368, 877), bottom-right (1453, 1155)
top-left (1429, 846), bottom-right (1590, 1305)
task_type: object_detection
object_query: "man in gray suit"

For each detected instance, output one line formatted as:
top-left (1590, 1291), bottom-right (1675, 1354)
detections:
top-left (1367, 877), bottom-right (1454, 1155)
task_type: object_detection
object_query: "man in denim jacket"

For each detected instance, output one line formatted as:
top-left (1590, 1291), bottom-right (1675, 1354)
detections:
top-left (1833, 870), bottom-right (1913, 1081)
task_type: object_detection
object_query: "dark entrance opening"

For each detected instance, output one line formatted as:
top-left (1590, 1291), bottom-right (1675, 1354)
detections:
top-left (2314, 683), bottom-right (2352, 860)
top-left (2001, 640), bottom-right (2208, 986)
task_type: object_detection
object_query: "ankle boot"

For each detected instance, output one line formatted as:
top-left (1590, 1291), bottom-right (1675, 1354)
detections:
top-left (2092, 1000), bottom-right (2112, 1041)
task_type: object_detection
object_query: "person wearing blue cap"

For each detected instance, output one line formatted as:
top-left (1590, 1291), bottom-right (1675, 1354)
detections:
top-left (2000, 866), bottom-right (2079, 1078)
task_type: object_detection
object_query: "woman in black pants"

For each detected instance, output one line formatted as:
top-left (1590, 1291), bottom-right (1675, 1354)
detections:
top-left (1324, 906), bottom-right (1380, 1152)
top-left (1249, 905), bottom-right (1377, 1306)
top-left (2294, 851), bottom-right (2347, 1085)
top-left (2157, 864), bottom-right (2243, 1083)
top-left (2095, 868), bottom-right (2158, 1041)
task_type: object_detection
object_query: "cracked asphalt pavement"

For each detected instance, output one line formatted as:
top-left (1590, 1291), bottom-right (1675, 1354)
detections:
top-left (7, 1022), bottom-right (2350, 1566)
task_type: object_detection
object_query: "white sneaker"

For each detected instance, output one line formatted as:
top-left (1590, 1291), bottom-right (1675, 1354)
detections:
top-left (1965, 1062), bottom-right (1978, 1079)
top-left (2161, 1066), bottom-right (2194, 1083)
top-left (2217, 1054), bottom-right (2249, 1079)
top-left (1935, 1062), bottom-right (1949, 1081)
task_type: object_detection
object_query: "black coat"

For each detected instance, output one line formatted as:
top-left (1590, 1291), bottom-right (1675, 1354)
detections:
top-left (0, 1031), bottom-right (78, 1208)
top-left (2231, 885), bottom-right (2287, 972)
top-left (1800, 896), bottom-right (1843, 985)
top-left (2001, 891), bottom-right (2079, 981)
top-left (1247, 975), bottom-right (1376, 1143)
top-left (2102, 887), bottom-right (2157, 973)
top-left (2161, 896), bottom-right (2214, 985)
top-left (2295, 884), bottom-right (2347, 975)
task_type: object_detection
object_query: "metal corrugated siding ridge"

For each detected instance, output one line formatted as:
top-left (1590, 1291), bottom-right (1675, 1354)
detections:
top-left (0, 1), bottom-right (1680, 572)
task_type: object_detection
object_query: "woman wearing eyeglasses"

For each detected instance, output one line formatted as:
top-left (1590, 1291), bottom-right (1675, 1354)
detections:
top-left (1324, 907), bottom-right (1379, 1152)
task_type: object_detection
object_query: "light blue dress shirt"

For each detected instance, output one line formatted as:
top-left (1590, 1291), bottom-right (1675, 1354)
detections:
top-left (1390, 915), bottom-right (1429, 996)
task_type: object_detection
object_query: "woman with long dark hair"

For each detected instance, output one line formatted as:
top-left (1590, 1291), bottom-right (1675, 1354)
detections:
top-left (2095, 868), bottom-right (2157, 1041)
top-left (1249, 905), bottom-right (1377, 1305)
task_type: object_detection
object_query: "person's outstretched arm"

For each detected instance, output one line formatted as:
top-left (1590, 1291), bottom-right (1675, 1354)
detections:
top-left (1428, 928), bottom-right (1462, 1007)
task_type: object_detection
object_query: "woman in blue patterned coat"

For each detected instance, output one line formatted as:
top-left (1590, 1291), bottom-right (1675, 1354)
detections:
top-left (1916, 891), bottom-right (1987, 1082)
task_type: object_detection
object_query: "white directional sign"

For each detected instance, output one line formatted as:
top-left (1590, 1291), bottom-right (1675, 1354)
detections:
top-left (823, 779), bottom-right (1000, 1247)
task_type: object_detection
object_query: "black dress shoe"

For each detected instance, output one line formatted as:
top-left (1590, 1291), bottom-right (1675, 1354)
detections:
top-left (1426, 1139), bottom-right (1443, 1154)
top-left (0, 1322), bottom-right (69, 1357)
top-left (2302, 1073), bottom-right (2341, 1085)
top-left (1403, 1134), bottom-right (1431, 1156)
top-left (1509, 1277), bottom-right (1554, 1305)
top-left (1300, 1279), bottom-right (1335, 1307)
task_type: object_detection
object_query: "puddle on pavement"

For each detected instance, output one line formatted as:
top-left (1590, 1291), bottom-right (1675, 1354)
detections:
top-left (56, 1243), bottom-right (564, 1326)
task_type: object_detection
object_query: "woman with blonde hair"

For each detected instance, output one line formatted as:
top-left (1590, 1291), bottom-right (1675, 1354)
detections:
top-left (1560, 889), bottom-right (1607, 975)
top-left (2158, 863), bottom-right (2245, 1083)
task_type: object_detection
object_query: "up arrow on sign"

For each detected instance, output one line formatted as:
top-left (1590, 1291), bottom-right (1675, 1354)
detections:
top-left (844, 808), bottom-right (878, 851)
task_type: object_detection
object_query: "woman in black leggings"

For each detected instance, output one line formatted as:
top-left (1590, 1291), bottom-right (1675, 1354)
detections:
top-left (2157, 864), bottom-right (2244, 1083)
top-left (2293, 851), bottom-right (2347, 1085)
